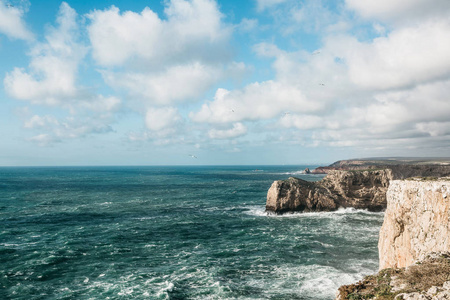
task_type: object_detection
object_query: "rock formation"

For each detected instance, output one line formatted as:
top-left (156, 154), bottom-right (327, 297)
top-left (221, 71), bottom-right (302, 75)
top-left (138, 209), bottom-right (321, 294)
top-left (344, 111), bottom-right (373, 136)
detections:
top-left (268, 158), bottom-right (450, 214)
top-left (336, 178), bottom-right (450, 299)
top-left (378, 178), bottom-right (450, 269)
top-left (266, 169), bottom-right (392, 214)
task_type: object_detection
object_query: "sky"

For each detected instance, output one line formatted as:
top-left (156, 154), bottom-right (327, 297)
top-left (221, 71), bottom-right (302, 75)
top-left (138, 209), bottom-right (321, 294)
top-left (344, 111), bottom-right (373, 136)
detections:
top-left (0, 0), bottom-right (450, 166)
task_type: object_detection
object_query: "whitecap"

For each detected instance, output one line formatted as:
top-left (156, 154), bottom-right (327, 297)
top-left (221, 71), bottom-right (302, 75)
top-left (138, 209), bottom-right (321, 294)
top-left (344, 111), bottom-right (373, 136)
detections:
top-left (244, 205), bottom-right (384, 219)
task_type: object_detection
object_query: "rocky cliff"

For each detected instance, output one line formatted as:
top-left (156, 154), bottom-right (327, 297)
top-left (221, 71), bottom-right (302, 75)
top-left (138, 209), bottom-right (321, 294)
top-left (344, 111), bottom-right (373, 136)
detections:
top-left (336, 178), bottom-right (450, 299)
top-left (378, 179), bottom-right (450, 270)
top-left (266, 169), bottom-right (392, 214)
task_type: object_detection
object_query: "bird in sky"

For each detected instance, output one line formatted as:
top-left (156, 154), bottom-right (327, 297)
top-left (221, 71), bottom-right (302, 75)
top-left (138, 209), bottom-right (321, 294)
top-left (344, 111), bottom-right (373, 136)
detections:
top-left (319, 83), bottom-right (325, 86)
top-left (312, 50), bottom-right (321, 55)
top-left (189, 154), bottom-right (197, 159)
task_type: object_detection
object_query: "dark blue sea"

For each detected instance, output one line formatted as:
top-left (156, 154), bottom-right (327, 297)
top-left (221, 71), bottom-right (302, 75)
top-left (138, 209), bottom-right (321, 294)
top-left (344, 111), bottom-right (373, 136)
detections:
top-left (0, 166), bottom-right (384, 299)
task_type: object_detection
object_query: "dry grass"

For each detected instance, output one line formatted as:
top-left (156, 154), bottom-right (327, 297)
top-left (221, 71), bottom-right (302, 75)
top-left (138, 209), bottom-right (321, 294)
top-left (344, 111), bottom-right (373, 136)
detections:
top-left (338, 253), bottom-right (450, 300)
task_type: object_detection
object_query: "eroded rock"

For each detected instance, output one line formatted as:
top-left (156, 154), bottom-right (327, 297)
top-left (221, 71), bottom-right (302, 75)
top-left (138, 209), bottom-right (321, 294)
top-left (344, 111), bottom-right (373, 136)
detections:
top-left (266, 169), bottom-right (392, 214)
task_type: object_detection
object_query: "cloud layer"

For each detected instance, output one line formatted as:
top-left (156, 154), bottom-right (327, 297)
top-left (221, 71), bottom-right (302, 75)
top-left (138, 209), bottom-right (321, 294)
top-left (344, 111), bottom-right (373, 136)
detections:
top-left (2, 0), bottom-right (450, 159)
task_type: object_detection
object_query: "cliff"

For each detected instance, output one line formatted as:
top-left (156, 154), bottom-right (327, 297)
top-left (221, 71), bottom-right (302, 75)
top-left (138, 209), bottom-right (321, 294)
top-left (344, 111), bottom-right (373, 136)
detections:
top-left (266, 169), bottom-right (392, 214)
top-left (336, 178), bottom-right (450, 299)
top-left (311, 158), bottom-right (450, 179)
top-left (378, 179), bottom-right (450, 270)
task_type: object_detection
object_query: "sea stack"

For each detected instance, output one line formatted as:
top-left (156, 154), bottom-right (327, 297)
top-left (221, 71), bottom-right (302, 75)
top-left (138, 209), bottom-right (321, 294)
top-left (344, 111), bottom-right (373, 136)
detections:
top-left (266, 169), bottom-right (392, 214)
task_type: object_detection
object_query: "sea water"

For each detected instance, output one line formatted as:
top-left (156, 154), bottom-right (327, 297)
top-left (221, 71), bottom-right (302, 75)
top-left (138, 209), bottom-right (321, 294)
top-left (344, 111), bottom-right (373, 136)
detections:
top-left (0, 166), bottom-right (384, 299)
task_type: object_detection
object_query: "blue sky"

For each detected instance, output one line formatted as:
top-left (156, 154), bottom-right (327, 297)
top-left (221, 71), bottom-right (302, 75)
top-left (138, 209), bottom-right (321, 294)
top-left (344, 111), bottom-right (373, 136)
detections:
top-left (1, 0), bottom-right (450, 166)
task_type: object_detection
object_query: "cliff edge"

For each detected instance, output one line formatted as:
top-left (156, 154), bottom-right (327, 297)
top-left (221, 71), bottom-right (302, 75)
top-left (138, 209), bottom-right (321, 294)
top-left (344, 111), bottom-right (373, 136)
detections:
top-left (336, 178), bottom-right (450, 299)
top-left (379, 178), bottom-right (450, 270)
top-left (266, 169), bottom-right (392, 214)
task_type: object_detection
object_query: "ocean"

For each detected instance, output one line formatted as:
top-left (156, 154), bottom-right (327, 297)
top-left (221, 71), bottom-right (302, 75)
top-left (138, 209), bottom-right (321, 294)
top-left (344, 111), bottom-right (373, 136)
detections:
top-left (0, 166), bottom-right (384, 299)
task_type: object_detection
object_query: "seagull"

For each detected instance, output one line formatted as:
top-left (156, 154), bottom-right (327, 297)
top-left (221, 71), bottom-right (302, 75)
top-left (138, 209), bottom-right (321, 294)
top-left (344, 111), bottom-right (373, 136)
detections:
top-left (319, 83), bottom-right (325, 86)
top-left (284, 111), bottom-right (290, 115)
top-left (189, 154), bottom-right (197, 159)
top-left (312, 50), bottom-right (321, 55)
top-left (6, 4), bottom-right (14, 7)
top-left (231, 109), bottom-right (235, 113)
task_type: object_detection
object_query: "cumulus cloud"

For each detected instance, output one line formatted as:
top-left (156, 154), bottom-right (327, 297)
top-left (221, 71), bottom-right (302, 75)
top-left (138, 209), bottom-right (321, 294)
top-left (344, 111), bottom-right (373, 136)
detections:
top-left (208, 122), bottom-right (247, 139)
top-left (279, 114), bottom-right (324, 130)
top-left (87, 0), bottom-right (236, 106)
top-left (102, 63), bottom-right (222, 105)
top-left (4, 2), bottom-right (121, 145)
top-left (4, 2), bottom-right (86, 105)
top-left (0, 1), bottom-right (33, 40)
top-left (346, 0), bottom-right (450, 24)
top-left (190, 81), bottom-right (323, 124)
top-left (190, 0), bottom-right (450, 153)
top-left (87, 0), bottom-right (230, 67)
top-left (332, 20), bottom-right (450, 90)
top-left (145, 107), bottom-right (182, 132)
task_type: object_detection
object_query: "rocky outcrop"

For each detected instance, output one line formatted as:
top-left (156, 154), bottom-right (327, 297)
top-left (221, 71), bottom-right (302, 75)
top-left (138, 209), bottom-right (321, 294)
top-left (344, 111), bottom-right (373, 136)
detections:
top-left (266, 169), bottom-right (392, 214)
top-left (378, 179), bottom-right (450, 270)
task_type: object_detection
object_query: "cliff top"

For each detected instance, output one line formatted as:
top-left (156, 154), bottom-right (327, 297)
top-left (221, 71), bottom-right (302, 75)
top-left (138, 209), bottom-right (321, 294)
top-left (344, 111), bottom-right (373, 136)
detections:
top-left (337, 252), bottom-right (450, 300)
top-left (330, 157), bottom-right (450, 168)
top-left (405, 176), bottom-right (450, 181)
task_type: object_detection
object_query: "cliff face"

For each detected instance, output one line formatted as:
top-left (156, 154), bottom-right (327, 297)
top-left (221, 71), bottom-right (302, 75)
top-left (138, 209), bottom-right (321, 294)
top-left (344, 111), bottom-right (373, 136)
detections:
top-left (336, 179), bottom-right (450, 299)
top-left (378, 179), bottom-right (450, 270)
top-left (311, 159), bottom-right (450, 179)
top-left (266, 169), bottom-right (392, 214)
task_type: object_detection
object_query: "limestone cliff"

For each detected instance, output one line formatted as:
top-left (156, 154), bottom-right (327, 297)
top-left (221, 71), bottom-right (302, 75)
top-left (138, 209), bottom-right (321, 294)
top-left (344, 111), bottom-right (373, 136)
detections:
top-left (378, 179), bottom-right (450, 270)
top-left (266, 169), bottom-right (392, 214)
top-left (336, 179), bottom-right (450, 299)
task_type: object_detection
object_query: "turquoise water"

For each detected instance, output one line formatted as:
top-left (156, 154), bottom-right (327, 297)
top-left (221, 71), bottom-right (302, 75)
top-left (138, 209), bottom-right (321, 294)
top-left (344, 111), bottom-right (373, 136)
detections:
top-left (0, 166), bottom-right (384, 299)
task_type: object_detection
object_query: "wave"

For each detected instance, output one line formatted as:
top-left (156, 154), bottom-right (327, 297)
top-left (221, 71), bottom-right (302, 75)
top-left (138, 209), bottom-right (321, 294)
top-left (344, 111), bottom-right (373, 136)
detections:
top-left (244, 206), bottom-right (385, 218)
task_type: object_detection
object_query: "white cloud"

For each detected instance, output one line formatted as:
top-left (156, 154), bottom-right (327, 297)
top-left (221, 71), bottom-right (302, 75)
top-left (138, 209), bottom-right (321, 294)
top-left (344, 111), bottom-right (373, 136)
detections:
top-left (208, 122), bottom-right (247, 139)
top-left (25, 114), bottom-right (114, 146)
top-left (279, 114), bottom-right (324, 130)
top-left (190, 81), bottom-right (322, 124)
top-left (87, 0), bottom-right (236, 106)
top-left (145, 107), bottom-right (182, 132)
top-left (4, 2), bottom-right (121, 145)
top-left (346, 0), bottom-right (450, 24)
top-left (87, 0), bottom-right (231, 67)
top-left (190, 3), bottom-right (450, 154)
top-left (333, 20), bottom-right (450, 90)
top-left (103, 63), bottom-right (222, 105)
top-left (4, 2), bottom-right (86, 105)
top-left (24, 115), bottom-right (59, 129)
top-left (0, 1), bottom-right (33, 40)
